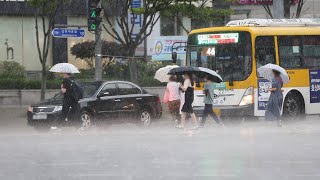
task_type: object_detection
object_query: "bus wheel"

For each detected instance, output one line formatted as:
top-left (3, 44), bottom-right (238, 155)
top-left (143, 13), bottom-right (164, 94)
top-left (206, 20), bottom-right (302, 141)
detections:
top-left (283, 92), bottom-right (305, 120)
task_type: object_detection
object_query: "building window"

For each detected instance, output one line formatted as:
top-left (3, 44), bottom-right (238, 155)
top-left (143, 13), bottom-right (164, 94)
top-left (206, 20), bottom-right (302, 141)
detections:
top-left (160, 16), bottom-right (175, 36)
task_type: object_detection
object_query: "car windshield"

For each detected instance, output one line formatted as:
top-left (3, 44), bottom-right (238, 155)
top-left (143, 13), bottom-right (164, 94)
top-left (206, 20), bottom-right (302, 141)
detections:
top-left (187, 32), bottom-right (252, 81)
top-left (80, 82), bottom-right (103, 98)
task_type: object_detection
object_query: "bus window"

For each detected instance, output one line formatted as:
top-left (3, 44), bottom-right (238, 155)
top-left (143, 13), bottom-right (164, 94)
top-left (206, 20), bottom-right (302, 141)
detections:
top-left (255, 36), bottom-right (276, 69)
top-left (278, 36), bottom-right (303, 68)
top-left (186, 31), bottom-right (252, 81)
top-left (302, 36), bottom-right (320, 69)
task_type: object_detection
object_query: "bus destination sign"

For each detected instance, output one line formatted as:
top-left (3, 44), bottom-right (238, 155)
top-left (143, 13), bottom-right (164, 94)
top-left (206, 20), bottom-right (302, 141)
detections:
top-left (197, 33), bottom-right (239, 45)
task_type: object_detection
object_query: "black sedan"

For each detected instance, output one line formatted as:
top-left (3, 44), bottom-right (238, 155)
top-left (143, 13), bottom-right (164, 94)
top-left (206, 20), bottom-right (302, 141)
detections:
top-left (27, 81), bottom-right (162, 130)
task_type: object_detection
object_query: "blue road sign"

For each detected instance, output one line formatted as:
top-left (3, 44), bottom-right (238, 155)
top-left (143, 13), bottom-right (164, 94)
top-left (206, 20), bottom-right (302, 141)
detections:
top-left (51, 28), bottom-right (86, 38)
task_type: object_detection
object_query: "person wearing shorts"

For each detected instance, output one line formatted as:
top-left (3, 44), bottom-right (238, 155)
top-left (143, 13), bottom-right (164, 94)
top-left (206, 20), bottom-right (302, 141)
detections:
top-left (164, 76), bottom-right (181, 126)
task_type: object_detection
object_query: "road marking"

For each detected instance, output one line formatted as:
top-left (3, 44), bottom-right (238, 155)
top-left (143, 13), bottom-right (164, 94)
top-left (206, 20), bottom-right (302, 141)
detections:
top-left (294, 174), bottom-right (320, 177)
top-left (263, 160), bottom-right (313, 164)
top-left (37, 162), bottom-right (92, 166)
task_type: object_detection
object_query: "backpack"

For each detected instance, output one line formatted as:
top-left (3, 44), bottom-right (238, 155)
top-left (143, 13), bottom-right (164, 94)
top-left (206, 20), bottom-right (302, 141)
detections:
top-left (70, 79), bottom-right (83, 101)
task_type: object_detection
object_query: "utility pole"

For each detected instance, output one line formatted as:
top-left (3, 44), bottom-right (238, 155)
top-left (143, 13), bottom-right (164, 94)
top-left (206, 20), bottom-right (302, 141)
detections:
top-left (95, 13), bottom-right (102, 81)
top-left (87, 0), bottom-right (102, 81)
top-left (273, 0), bottom-right (285, 18)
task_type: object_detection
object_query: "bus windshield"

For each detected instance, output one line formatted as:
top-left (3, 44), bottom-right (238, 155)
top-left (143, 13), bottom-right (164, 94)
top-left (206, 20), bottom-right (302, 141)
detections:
top-left (187, 31), bottom-right (252, 81)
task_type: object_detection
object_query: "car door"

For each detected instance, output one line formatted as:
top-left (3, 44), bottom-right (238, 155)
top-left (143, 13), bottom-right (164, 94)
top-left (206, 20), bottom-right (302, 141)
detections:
top-left (115, 83), bottom-right (142, 118)
top-left (96, 83), bottom-right (117, 117)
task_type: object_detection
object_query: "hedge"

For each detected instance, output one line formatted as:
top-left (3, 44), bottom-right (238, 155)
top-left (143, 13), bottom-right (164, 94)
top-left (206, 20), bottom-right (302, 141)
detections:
top-left (0, 78), bottom-right (61, 89)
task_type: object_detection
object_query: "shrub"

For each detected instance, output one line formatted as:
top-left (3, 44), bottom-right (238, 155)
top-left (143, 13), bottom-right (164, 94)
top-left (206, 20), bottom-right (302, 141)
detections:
top-left (0, 61), bottom-right (25, 78)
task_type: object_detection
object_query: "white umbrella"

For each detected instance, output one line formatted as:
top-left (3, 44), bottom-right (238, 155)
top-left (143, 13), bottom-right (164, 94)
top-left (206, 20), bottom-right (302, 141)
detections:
top-left (257, 64), bottom-right (290, 84)
top-left (49, 63), bottom-right (80, 74)
top-left (198, 67), bottom-right (223, 82)
top-left (154, 65), bottom-right (179, 82)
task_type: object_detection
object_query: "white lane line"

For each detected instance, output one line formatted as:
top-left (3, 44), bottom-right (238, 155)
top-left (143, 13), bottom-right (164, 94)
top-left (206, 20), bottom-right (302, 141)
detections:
top-left (36, 162), bottom-right (92, 166)
top-left (263, 160), bottom-right (313, 164)
top-left (68, 174), bottom-right (115, 177)
top-left (69, 174), bottom-right (238, 178)
top-left (294, 174), bottom-right (320, 177)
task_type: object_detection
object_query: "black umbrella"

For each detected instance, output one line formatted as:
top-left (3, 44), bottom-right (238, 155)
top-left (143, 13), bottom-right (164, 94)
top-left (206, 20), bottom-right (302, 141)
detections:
top-left (167, 66), bottom-right (200, 75)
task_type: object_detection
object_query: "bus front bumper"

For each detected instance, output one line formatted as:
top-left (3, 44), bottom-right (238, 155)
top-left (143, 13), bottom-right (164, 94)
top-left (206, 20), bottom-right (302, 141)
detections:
top-left (193, 104), bottom-right (254, 118)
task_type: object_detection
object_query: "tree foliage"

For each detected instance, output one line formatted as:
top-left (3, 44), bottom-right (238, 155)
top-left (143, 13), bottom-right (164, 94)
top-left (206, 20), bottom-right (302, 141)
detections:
top-left (162, 0), bottom-right (233, 34)
top-left (71, 40), bottom-right (127, 70)
top-left (28, 0), bottom-right (70, 100)
top-left (101, 0), bottom-right (178, 82)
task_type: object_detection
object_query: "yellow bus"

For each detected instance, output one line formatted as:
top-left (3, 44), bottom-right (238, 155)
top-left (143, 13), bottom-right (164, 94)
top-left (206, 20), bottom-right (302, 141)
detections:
top-left (185, 19), bottom-right (320, 119)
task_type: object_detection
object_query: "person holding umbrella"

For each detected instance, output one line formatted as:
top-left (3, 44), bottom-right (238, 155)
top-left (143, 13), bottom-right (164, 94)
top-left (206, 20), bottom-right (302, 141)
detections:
top-left (195, 67), bottom-right (224, 127)
top-left (163, 75), bottom-right (181, 127)
top-left (265, 70), bottom-right (284, 126)
top-left (180, 72), bottom-right (199, 130)
top-left (49, 63), bottom-right (83, 128)
top-left (258, 64), bottom-right (290, 127)
top-left (200, 75), bottom-right (224, 128)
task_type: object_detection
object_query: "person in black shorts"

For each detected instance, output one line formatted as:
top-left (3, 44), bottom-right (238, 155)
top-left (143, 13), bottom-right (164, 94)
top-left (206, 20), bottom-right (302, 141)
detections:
top-left (179, 72), bottom-right (199, 130)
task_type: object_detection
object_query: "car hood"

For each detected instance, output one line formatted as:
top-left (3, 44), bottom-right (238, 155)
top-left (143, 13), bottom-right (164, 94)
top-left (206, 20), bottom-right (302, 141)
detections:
top-left (31, 98), bottom-right (63, 107)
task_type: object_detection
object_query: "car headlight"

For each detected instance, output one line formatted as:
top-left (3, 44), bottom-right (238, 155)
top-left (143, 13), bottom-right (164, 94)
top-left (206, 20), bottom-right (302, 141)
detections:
top-left (28, 106), bottom-right (33, 112)
top-left (239, 87), bottom-right (253, 106)
top-left (53, 106), bottom-right (63, 112)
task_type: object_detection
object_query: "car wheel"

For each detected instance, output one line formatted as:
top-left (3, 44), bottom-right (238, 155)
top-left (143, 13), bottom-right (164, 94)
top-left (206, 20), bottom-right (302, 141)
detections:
top-left (80, 111), bottom-right (93, 130)
top-left (283, 93), bottom-right (305, 120)
top-left (139, 110), bottom-right (152, 127)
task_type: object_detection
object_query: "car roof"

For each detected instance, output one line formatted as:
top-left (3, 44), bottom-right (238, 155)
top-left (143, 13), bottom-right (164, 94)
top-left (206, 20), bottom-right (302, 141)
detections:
top-left (102, 81), bottom-right (139, 86)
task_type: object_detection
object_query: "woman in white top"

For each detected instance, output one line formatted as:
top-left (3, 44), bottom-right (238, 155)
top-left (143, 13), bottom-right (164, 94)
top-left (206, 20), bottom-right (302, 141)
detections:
top-left (179, 72), bottom-right (198, 129)
top-left (164, 76), bottom-right (181, 126)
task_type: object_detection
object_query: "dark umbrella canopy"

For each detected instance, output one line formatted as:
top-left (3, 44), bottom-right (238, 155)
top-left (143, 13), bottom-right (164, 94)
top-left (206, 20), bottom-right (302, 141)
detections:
top-left (167, 66), bottom-right (200, 75)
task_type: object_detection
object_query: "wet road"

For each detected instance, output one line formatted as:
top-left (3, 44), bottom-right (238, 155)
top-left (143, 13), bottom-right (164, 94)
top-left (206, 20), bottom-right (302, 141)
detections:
top-left (1, 107), bottom-right (320, 180)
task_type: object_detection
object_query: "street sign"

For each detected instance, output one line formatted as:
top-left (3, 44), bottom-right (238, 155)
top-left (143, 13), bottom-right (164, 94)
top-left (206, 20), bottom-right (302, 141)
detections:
top-left (51, 28), bottom-right (86, 38)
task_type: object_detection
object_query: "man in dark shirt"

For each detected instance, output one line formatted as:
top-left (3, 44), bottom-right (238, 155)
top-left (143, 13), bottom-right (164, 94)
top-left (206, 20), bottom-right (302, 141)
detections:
top-left (60, 73), bottom-right (78, 123)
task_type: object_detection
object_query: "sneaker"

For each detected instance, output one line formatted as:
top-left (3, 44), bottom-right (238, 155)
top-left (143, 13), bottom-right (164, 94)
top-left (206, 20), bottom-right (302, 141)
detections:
top-left (50, 126), bottom-right (62, 132)
top-left (50, 126), bottom-right (58, 130)
top-left (175, 125), bottom-right (184, 129)
top-left (174, 120), bottom-right (179, 126)
top-left (190, 126), bottom-right (199, 130)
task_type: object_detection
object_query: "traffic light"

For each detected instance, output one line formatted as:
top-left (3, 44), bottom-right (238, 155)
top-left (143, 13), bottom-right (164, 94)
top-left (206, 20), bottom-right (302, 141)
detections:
top-left (87, 0), bottom-right (102, 31)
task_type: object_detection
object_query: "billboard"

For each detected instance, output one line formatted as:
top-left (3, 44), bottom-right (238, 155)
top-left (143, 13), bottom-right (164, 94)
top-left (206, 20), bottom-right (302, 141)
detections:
top-left (310, 70), bottom-right (320, 103)
top-left (258, 79), bottom-right (271, 110)
top-left (151, 36), bottom-right (187, 61)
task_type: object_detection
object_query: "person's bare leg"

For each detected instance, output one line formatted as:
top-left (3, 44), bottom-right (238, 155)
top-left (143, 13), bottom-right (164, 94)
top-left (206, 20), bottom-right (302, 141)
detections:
top-left (191, 113), bottom-right (198, 127)
top-left (181, 112), bottom-right (186, 128)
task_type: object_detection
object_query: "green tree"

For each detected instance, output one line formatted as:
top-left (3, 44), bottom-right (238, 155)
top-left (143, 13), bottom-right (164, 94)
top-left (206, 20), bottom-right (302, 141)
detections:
top-left (71, 41), bottom-right (95, 70)
top-left (28, 0), bottom-right (69, 100)
top-left (162, 0), bottom-right (234, 34)
top-left (101, 0), bottom-right (178, 83)
top-left (71, 40), bottom-right (127, 71)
